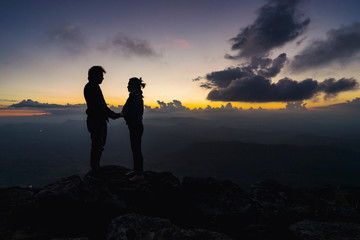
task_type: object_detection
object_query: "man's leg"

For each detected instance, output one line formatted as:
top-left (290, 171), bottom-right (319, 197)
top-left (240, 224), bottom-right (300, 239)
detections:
top-left (88, 120), bottom-right (107, 170)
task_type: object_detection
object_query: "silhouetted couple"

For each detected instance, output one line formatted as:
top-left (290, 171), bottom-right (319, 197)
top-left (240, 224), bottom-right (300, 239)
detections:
top-left (84, 66), bottom-right (145, 181)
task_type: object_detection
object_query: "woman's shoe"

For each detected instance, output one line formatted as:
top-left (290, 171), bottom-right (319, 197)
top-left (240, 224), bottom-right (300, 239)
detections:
top-left (125, 171), bottom-right (136, 177)
top-left (128, 174), bottom-right (144, 181)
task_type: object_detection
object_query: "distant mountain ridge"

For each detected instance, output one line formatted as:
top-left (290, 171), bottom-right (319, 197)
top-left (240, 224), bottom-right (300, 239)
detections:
top-left (1, 119), bottom-right (360, 188)
top-left (156, 141), bottom-right (360, 188)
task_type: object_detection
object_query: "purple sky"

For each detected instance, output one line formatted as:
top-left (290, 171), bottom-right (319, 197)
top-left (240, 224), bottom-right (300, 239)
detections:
top-left (1, 0), bottom-right (360, 111)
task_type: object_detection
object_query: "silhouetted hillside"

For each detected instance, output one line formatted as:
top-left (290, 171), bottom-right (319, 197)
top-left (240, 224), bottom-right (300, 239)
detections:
top-left (156, 141), bottom-right (360, 188)
top-left (287, 134), bottom-right (360, 152)
top-left (2, 166), bottom-right (360, 240)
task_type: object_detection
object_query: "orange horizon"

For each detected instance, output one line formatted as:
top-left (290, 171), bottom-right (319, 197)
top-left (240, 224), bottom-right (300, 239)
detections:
top-left (0, 109), bottom-right (50, 117)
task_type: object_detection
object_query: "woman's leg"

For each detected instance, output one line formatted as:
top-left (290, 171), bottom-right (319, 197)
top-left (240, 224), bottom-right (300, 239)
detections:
top-left (129, 124), bottom-right (144, 175)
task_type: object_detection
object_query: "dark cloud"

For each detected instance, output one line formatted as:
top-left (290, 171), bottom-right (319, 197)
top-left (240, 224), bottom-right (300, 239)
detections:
top-left (7, 99), bottom-right (88, 117)
top-left (227, 0), bottom-right (310, 58)
top-left (10, 99), bottom-right (64, 108)
top-left (282, 101), bottom-right (307, 111)
top-left (9, 99), bottom-right (86, 110)
top-left (48, 24), bottom-right (87, 55)
top-left (110, 34), bottom-right (159, 57)
top-left (207, 76), bottom-right (318, 102)
top-left (205, 76), bottom-right (358, 102)
top-left (145, 100), bottom-right (243, 113)
top-left (251, 53), bottom-right (287, 78)
top-left (199, 49), bottom-right (357, 102)
top-left (291, 23), bottom-right (360, 71)
top-left (320, 98), bottom-right (360, 111)
top-left (296, 36), bottom-right (307, 46)
top-left (198, 53), bottom-right (287, 90)
top-left (317, 78), bottom-right (358, 99)
top-left (203, 67), bottom-right (249, 89)
top-left (153, 100), bottom-right (190, 112)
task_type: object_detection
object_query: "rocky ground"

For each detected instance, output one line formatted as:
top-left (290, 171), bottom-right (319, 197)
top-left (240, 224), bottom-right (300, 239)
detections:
top-left (1, 165), bottom-right (360, 240)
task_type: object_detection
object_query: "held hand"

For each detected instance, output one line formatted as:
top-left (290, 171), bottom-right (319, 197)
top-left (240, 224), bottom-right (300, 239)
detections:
top-left (110, 112), bottom-right (123, 119)
top-left (115, 113), bottom-right (124, 119)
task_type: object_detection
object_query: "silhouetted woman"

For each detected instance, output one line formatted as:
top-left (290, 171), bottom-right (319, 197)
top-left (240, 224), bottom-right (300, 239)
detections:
top-left (121, 77), bottom-right (146, 181)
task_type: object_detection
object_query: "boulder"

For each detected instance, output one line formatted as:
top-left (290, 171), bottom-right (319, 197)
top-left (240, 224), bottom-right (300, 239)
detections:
top-left (251, 179), bottom-right (359, 222)
top-left (182, 177), bottom-right (251, 216)
top-left (106, 213), bottom-right (234, 240)
top-left (309, 185), bottom-right (360, 215)
top-left (182, 177), bottom-right (253, 237)
top-left (35, 175), bottom-right (83, 208)
top-left (290, 220), bottom-right (360, 240)
top-left (84, 166), bottom-right (182, 215)
top-left (0, 187), bottom-right (35, 240)
top-left (34, 175), bottom-right (88, 237)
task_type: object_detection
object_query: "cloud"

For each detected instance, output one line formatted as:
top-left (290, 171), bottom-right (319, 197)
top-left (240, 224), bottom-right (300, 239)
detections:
top-left (193, 53), bottom-right (287, 89)
top-left (151, 100), bottom-right (190, 112)
top-left (317, 78), bottom-right (359, 99)
top-left (250, 53), bottom-right (288, 78)
top-left (196, 53), bottom-right (287, 89)
top-left (47, 24), bottom-right (88, 55)
top-left (201, 67), bottom-right (250, 89)
top-left (145, 100), bottom-right (245, 113)
top-left (205, 75), bottom-right (358, 102)
top-left (9, 99), bottom-right (86, 112)
top-left (281, 101), bottom-right (307, 111)
top-left (197, 50), bottom-right (357, 103)
top-left (10, 99), bottom-right (65, 108)
top-left (207, 76), bottom-right (318, 102)
top-left (320, 98), bottom-right (360, 111)
top-left (109, 34), bottom-right (159, 57)
top-left (291, 23), bottom-right (360, 71)
top-left (227, 0), bottom-right (310, 58)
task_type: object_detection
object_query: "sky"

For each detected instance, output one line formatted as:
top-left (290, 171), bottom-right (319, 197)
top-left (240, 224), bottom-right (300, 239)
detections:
top-left (1, 0), bottom-right (360, 116)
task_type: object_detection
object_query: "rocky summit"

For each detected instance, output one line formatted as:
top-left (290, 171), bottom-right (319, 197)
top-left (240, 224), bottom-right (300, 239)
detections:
top-left (1, 165), bottom-right (360, 240)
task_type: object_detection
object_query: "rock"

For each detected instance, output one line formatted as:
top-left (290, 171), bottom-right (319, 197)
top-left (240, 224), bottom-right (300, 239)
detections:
top-left (0, 187), bottom-right (35, 240)
top-left (310, 185), bottom-right (360, 214)
top-left (0, 187), bottom-right (34, 207)
top-left (290, 220), bottom-right (360, 240)
top-left (50, 238), bottom-right (89, 240)
top-left (251, 179), bottom-right (314, 220)
top-left (84, 166), bottom-right (182, 215)
top-left (182, 177), bottom-right (253, 238)
top-left (34, 175), bottom-right (89, 237)
top-left (183, 177), bottom-right (251, 216)
top-left (251, 179), bottom-right (359, 222)
top-left (3, 167), bottom-right (360, 240)
top-left (35, 175), bottom-right (83, 208)
top-left (106, 213), bottom-right (234, 240)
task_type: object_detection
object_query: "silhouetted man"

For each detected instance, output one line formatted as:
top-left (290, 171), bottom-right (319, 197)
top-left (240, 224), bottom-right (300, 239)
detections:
top-left (84, 66), bottom-right (120, 170)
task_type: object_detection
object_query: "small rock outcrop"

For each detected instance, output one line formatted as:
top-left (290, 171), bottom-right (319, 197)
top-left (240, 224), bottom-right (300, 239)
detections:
top-left (290, 220), bottom-right (360, 240)
top-left (251, 179), bottom-right (359, 222)
top-left (182, 177), bottom-right (254, 237)
top-left (106, 213), bottom-right (233, 240)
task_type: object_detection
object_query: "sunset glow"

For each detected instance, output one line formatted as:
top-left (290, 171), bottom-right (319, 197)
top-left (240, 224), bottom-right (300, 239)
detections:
top-left (0, 0), bottom-right (359, 113)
